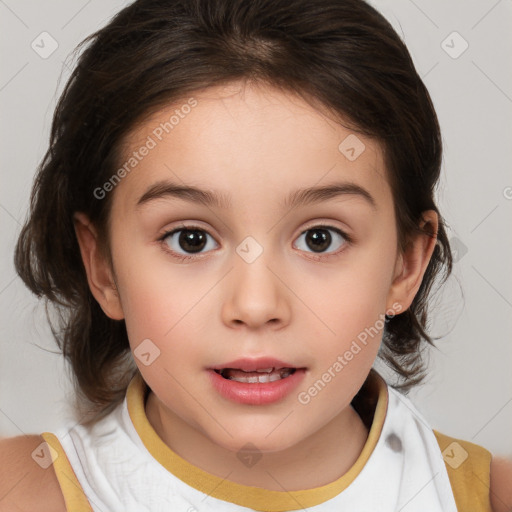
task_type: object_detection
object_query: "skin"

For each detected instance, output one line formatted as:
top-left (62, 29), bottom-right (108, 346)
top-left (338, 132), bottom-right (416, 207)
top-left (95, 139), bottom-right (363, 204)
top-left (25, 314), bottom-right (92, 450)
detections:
top-left (74, 80), bottom-right (439, 492)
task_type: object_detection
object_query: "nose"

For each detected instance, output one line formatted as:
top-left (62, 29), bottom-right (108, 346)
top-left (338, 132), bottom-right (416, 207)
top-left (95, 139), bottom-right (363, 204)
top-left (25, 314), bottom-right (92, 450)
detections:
top-left (221, 245), bottom-right (291, 330)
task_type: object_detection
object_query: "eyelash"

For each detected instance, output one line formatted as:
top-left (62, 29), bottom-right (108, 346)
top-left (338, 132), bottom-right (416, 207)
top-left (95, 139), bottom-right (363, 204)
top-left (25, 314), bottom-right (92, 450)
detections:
top-left (157, 223), bottom-right (353, 262)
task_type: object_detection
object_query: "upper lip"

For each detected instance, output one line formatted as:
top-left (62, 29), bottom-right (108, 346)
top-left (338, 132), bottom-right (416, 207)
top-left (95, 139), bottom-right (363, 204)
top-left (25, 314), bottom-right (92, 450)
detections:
top-left (209, 357), bottom-right (304, 372)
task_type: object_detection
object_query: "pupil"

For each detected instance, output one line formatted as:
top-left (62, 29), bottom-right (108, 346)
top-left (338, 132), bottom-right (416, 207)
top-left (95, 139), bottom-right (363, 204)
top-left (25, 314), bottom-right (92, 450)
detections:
top-left (306, 229), bottom-right (331, 252)
top-left (179, 229), bottom-right (206, 253)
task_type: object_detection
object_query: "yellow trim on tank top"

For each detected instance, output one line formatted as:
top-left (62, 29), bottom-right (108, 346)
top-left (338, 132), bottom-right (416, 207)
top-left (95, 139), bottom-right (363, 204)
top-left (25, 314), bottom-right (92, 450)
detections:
top-left (39, 432), bottom-right (94, 512)
top-left (127, 370), bottom-right (389, 511)
top-left (433, 430), bottom-right (492, 512)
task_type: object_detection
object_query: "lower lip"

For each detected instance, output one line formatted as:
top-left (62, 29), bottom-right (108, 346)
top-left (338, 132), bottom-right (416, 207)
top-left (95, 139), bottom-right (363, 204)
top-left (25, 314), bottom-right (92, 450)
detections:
top-left (207, 369), bottom-right (306, 405)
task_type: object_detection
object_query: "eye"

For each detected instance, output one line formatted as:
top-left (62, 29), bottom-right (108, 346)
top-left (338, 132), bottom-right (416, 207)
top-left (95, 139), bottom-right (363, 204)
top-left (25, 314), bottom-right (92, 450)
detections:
top-left (159, 223), bottom-right (351, 261)
top-left (160, 225), bottom-right (218, 260)
top-left (294, 224), bottom-right (350, 257)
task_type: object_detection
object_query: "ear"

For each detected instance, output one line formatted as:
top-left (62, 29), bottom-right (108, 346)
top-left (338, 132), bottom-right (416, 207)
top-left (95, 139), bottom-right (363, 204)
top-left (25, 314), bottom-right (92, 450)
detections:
top-left (73, 212), bottom-right (124, 320)
top-left (386, 210), bottom-right (438, 312)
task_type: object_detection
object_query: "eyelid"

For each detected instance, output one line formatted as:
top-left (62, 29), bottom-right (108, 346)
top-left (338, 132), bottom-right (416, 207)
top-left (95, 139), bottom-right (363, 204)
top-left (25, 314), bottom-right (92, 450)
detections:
top-left (157, 221), bottom-right (217, 240)
top-left (298, 220), bottom-right (353, 243)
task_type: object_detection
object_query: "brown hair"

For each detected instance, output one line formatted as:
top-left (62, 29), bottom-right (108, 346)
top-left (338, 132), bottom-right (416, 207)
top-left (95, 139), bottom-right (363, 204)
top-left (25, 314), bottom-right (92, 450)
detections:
top-left (15, 0), bottom-right (452, 421)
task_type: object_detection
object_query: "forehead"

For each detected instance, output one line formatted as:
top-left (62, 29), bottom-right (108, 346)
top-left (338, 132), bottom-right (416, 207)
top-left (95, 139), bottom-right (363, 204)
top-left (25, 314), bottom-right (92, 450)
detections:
top-left (112, 81), bottom-right (392, 214)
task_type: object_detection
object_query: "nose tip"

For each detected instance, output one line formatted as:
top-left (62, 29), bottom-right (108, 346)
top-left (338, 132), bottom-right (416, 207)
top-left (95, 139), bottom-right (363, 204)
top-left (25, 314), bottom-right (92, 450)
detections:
top-left (223, 263), bottom-right (289, 330)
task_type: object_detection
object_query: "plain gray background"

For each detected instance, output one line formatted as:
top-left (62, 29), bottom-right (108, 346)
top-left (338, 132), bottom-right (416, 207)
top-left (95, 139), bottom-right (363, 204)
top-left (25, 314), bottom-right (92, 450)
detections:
top-left (0, 0), bottom-right (511, 457)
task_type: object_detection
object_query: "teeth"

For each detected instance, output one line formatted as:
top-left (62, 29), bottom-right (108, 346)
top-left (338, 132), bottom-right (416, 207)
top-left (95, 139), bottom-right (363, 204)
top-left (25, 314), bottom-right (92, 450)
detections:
top-left (230, 372), bottom-right (282, 383)
top-left (221, 368), bottom-right (294, 383)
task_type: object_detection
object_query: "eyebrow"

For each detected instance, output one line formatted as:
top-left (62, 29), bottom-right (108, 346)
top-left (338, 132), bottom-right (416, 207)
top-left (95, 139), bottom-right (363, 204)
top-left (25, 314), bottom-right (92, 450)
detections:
top-left (136, 179), bottom-right (376, 211)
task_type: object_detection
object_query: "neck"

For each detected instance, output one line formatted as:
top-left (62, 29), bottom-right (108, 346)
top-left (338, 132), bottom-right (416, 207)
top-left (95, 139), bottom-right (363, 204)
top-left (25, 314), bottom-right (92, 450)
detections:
top-left (145, 391), bottom-right (369, 491)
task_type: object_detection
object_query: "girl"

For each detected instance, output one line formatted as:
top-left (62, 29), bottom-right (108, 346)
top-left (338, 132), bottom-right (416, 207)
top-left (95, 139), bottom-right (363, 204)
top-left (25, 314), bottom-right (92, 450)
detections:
top-left (1, 0), bottom-right (511, 510)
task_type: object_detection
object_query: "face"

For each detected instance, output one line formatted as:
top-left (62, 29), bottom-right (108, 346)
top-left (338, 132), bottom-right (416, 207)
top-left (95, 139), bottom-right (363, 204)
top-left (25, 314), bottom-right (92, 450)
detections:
top-left (82, 81), bottom-right (420, 455)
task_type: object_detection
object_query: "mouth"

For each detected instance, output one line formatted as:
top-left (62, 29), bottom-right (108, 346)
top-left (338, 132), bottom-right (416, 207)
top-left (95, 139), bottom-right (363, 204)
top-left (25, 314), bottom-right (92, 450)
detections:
top-left (208, 360), bottom-right (307, 404)
top-left (214, 367), bottom-right (297, 383)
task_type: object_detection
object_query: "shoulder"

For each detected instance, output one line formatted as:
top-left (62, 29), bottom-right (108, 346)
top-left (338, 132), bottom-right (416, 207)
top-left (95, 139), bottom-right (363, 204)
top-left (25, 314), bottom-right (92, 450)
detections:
top-left (489, 455), bottom-right (512, 512)
top-left (0, 434), bottom-right (66, 512)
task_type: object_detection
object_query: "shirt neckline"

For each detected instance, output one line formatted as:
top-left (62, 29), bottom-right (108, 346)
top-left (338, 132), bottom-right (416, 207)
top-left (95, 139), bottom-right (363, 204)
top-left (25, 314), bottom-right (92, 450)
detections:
top-left (126, 369), bottom-right (389, 511)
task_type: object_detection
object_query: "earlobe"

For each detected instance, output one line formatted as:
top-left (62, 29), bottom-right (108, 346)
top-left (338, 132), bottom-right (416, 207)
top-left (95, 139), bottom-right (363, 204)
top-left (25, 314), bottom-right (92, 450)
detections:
top-left (73, 212), bottom-right (124, 320)
top-left (386, 210), bottom-right (438, 312)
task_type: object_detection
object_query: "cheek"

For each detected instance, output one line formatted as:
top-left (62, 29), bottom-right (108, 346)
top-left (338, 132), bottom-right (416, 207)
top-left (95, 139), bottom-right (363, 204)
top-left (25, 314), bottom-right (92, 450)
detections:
top-left (309, 257), bottom-right (395, 338)
top-left (114, 252), bottom-right (217, 374)
top-left (296, 240), bottom-right (397, 369)
top-left (120, 271), bottom-right (197, 342)
top-left (294, 264), bottom-right (392, 411)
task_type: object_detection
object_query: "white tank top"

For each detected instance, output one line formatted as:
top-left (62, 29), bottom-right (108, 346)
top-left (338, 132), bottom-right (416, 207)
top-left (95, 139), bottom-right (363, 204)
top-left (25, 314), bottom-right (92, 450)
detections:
top-left (40, 370), bottom-right (477, 511)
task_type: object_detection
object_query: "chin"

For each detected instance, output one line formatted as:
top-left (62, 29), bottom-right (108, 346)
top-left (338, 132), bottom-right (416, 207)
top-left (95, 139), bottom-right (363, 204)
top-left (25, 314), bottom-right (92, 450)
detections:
top-left (209, 429), bottom-right (301, 455)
